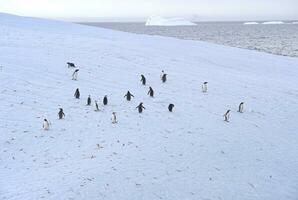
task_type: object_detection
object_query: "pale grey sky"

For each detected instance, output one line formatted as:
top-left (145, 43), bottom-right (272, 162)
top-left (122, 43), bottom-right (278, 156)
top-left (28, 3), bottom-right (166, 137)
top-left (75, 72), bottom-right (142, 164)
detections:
top-left (0, 0), bottom-right (297, 21)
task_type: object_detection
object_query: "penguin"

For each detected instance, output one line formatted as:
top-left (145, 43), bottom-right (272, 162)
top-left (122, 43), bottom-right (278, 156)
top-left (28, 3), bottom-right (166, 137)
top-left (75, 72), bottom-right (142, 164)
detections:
top-left (72, 69), bottom-right (79, 80)
top-left (74, 88), bottom-right (80, 99)
top-left (124, 91), bottom-right (134, 101)
top-left (87, 95), bottom-right (91, 106)
top-left (223, 110), bottom-right (231, 122)
top-left (160, 70), bottom-right (165, 80)
top-left (103, 95), bottom-right (108, 105)
top-left (58, 108), bottom-right (65, 119)
top-left (67, 62), bottom-right (75, 68)
top-left (161, 74), bottom-right (167, 83)
top-left (238, 102), bottom-right (244, 113)
top-left (168, 104), bottom-right (174, 112)
top-left (111, 112), bottom-right (117, 124)
top-left (140, 74), bottom-right (146, 85)
top-left (147, 86), bottom-right (154, 97)
top-left (202, 82), bottom-right (208, 93)
top-left (136, 102), bottom-right (146, 113)
top-left (43, 119), bottom-right (50, 130)
top-left (95, 100), bottom-right (100, 111)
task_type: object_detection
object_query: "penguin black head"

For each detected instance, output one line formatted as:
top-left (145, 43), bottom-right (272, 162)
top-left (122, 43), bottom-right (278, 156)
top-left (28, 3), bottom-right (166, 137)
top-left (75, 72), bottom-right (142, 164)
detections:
top-left (227, 110), bottom-right (231, 113)
top-left (44, 119), bottom-right (47, 121)
top-left (204, 82), bottom-right (208, 84)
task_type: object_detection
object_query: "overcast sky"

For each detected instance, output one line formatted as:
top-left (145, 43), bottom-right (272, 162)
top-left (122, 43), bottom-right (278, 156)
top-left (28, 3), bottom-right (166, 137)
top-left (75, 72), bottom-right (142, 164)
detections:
top-left (0, 0), bottom-right (297, 21)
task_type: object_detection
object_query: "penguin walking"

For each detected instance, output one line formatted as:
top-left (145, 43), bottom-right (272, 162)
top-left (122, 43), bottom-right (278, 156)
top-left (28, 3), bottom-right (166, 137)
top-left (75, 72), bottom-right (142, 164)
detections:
top-left (95, 100), bottom-right (100, 111)
top-left (202, 82), bottom-right (208, 93)
top-left (140, 74), bottom-right (146, 85)
top-left (136, 102), bottom-right (146, 113)
top-left (58, 108), bottom-right (65, 119)
top-left (72, 69), bottom-right (79, 80)
top-left (111, 112), bottom-right (118, 124)
top-left (147, 86), bottom-right (154, 97)
top-left (103, 95), bottom-right (108, 105)
top-left (161, 73), bottom-right (167, 83)
top-left (87, 95), bottom-right (91, 106)
top-left (168, 104), bottom-right (174, 112)
top-left (223, 110), bottom-right (231, 122)
top-left (43, 119), bottom-right (50, 130)
top-left (124, 91), bottom-right (134, 101)
top-left (238, 102), bottom-right (244, 113)
top-left (74, 88), bottom-right (80, 99)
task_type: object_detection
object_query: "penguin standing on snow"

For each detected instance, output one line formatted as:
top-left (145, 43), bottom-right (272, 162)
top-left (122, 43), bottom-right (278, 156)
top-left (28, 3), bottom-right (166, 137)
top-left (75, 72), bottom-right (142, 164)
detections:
top-left (111, 112), bottom-right (118, 124)
top-left (140, 74), bottom-right (146, 85)
top-left (238, 102), bottom-right (244, 113)
top-left (168, 104), bottom-right (174, 112)
top-left (223, 110), bottom-right (231, 122)
top-left (58, 108), bottom-right (65, 119)
top-left (74, 88), bottom-right (80, 99)
top-left (147, 86), bottom-right (154, 97)
top-left (202, 82), bottom-right (208, 93)
top-left (72, 69), bottom-right (79, 80)
top-left (136, 102), bottom-right (146, 113)
top-left (87, 95), bottom-right (91, 106)
top-left (160, 70), bottom-right (165, 80)
top-left (95, 100), bottom-right (100, 111)
top-left (161, 73), bottom-right (167, 83)
top-left (124, 91), bottom-right (134, 101)
top-left (43, 119), bottom-right (50, 130)
top-left (103, 95), bottom-right (108, 105)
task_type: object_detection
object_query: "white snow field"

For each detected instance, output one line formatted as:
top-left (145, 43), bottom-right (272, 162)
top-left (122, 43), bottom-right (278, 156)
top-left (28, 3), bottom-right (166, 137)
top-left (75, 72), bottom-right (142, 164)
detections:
top-left (145, 16), bottom-right (197, 26)
top-left (0, 13), bottom-right (298, 200)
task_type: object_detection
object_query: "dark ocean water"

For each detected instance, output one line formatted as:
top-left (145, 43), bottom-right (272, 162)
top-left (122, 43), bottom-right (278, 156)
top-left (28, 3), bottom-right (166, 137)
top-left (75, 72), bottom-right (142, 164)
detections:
top-left (81, 22), bottom-right (298, 57)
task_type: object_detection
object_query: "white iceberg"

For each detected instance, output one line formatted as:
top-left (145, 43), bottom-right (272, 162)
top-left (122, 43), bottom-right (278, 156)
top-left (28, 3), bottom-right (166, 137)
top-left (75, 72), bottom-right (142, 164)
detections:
top-left (145, 16), bottom-right (197, 26)
top-left (262, 21), bottom-right (285, 25)
top-left (243, 22), bottom-right (259, 25)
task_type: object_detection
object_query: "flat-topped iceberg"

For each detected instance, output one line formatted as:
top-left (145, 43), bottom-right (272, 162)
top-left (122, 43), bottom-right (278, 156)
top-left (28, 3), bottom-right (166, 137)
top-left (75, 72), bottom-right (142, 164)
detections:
top-left (243, 22), bottom-right (259, 25)
top-left (262, 21), bottom-right (285, 25)
top-left (145, 16), bottom-right (197, 26)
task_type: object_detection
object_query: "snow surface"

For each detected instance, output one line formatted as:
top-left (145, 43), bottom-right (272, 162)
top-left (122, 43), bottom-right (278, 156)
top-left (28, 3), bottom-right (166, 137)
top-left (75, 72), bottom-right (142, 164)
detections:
top-left (243, 22), bottom-right (259, 25)
top-left (1, 13), bottom-right (298, 200)
top-left (145, 16), bottom-right (197, 26)
top-left (262, 21), bottom-right (285, 25)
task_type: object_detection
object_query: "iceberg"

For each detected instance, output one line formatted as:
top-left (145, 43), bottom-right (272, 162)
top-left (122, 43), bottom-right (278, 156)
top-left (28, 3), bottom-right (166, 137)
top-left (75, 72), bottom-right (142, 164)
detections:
top-left (262, 21), bottom-right (285, 25)
top-left (243, 22), bottom-right (259, 25)
top-left (145, 16), bottom-right (197, 26)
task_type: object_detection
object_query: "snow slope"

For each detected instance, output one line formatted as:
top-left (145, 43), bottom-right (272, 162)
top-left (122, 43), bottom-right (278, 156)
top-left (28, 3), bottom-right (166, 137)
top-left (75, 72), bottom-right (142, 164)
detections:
top-left (145, 16), bottom-right (197, 26)
top-left (1, 13), bottom-right (298, 200)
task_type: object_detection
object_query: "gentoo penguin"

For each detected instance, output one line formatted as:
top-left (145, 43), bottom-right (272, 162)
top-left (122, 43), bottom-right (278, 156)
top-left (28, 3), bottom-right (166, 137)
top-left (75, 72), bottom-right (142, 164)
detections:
top-left (140, 74), bottom-right (146, 85)
top-left (238, 102), bottom-right (244, 113)
top-left (202, 82), bottom-right (208, 93)
top-left (223, 110), bottom-right (231, 122)
top-left (72, 69), bottom-right (79, 80)
top-left (87, 95), bottom-right (91, 106)
top-left (103, 95), bottom-right (108, 105)
top-left (111, 112), bottom-right (117, 124)
top-left (43, 119), bottom-right (50, 130)
top-left (168, 104), bottom-right (174, 112)
top-left (161, 74), bottom-right (167, 83)
top-left (74, 88), bottom-right (80, 99)
top-left (136, 102), bottom-right (146, 113)
top-left (124, 91), bottom-right (134, 101)
top-left (58, 108), bottom-right (65, 119)
top-left (95, 100), bottom-right (100, 111)
top-left (147, 86), bottom-right (154, 97)
top-left (67, 62), bottom-right (75, 68)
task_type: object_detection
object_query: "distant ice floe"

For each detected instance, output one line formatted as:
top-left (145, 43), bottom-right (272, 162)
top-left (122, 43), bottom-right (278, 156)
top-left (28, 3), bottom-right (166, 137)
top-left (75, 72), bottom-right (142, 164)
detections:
top-left (262, 21), bottom-right (285, 25)
top-left (243, 22), bottom-right (259, 25)
top-left (145, 16), bottom-right (197, 26)
top-left (292, 22), bottom-right (298, 24)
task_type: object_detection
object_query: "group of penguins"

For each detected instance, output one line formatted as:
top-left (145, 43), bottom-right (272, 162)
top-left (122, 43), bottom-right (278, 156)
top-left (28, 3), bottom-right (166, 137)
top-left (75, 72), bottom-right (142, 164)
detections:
top-left (42, 62), bottom-right (245, 130)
